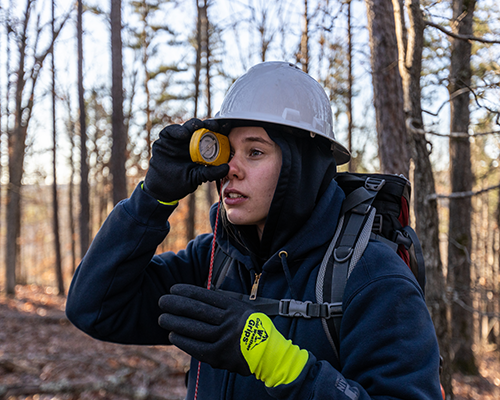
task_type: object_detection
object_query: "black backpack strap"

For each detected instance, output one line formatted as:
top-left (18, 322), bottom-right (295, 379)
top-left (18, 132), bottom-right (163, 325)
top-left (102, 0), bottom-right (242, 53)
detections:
top-left (321, 208), bottom-right (377, 355)
top-left (340, 177), bottom-right (386, 215)
top-left (398, 226), bottom-right (426, 292)
top-left (316, 176), bottom-right (386, 357)
top-left (370, 232), bottom-right (398, 251)
top-left (215, 289), bottom-right (343, 319)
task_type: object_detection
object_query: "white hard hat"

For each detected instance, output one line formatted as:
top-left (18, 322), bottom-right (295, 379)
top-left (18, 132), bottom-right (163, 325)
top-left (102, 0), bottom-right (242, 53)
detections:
top-left (213, 61), bottom-right (350, 165)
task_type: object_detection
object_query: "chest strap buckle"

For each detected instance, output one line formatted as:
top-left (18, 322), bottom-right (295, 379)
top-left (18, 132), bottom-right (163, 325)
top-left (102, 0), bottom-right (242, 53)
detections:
top-left (279, 299), bottom-right (343, 319)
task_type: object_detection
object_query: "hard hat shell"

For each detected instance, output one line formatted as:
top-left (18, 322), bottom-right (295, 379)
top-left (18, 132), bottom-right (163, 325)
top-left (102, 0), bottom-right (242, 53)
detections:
top-left (213, 61), bottom-right (350, 165)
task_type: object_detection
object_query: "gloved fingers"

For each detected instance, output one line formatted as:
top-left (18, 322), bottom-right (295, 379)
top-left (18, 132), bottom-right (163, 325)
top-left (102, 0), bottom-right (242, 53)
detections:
top-left (159, 311), bottom-right (207, 336)
top-left (159, 292), bottom-right (226, 324)
top-left (159, 313), bottom-right (222, 343)
top-left (168, 332), bottom-right (230, 370)
top-left (158, 119), bottom-right (203, 143)
top-left (157, 123), bottom-right (186, 142)
top-left (168, 330), bottom-right (252, 376)
top-left (168, 331), bottom-right (204, 356)
top-left (182, 118), bottom-right (205, 135)
top-left (205, 119), bottom-right (232, 136)
top-left (191, 164), bottom-right (229, 184)
top-left (170, 284), bottom-right (237, 310)
top-left (202, 119), bottom-right (221, 133)
top-left (168, 331), bottom-right (216, 363)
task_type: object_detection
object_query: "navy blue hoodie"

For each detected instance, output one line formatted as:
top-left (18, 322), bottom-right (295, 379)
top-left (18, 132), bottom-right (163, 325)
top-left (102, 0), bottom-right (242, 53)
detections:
top-left (66, 129), bottom-right (442, 400)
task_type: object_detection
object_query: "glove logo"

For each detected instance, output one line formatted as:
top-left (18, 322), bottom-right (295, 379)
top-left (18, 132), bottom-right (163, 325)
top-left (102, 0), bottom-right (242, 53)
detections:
top-left (242, 316), bottom-right (269, 351)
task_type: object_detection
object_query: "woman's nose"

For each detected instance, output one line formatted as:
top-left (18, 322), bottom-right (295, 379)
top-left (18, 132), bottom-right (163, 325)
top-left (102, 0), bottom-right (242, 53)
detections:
top-left (227, 154), bottom-right (243, 179)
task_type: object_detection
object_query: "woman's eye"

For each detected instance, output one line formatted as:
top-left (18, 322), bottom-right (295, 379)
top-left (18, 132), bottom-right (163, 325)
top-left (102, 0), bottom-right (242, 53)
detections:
top-left (250, 149), bottom-right (263, 157)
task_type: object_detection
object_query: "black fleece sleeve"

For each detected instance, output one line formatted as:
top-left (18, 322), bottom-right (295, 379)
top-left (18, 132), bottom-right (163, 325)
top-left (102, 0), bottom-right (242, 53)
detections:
top-left (66, 183), bottom-right (213, 345)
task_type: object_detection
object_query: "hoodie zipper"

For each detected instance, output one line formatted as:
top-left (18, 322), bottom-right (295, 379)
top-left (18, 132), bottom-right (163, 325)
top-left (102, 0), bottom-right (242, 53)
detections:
top-left (249, 273), bottom-right (261, 300)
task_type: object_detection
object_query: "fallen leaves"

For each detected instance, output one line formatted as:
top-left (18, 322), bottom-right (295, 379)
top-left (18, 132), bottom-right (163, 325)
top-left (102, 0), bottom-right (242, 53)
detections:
top-left (0, 285), bottom-right (190, 399)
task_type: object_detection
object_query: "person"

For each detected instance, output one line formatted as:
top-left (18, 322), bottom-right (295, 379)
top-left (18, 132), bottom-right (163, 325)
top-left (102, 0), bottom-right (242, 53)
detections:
top-left (66, 61), bottom-right (442, 400)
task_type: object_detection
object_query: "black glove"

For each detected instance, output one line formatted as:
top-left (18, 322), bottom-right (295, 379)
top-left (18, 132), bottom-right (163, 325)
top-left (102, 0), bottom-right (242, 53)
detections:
top-left (158, 284), bottom-right (255, 376)
top-left (158, 284), bottom-right (310, 386)
top-left (144, 118), bottom-right (229, 203)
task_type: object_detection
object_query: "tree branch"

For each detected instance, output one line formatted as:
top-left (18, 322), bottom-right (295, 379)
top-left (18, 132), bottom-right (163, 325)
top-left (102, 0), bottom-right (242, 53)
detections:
top-left (425, 20), bottom-right (500, 44)
top-left (407, 117), bottom-right (500, 138)
top-left (426, 184), bottom-right (500, 201)
top-left (420, 130), bottom-right (500, 138)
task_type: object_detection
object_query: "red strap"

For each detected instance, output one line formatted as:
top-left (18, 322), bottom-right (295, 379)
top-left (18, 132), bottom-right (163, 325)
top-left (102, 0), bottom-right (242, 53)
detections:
top-left (397, 196), bottom-right (411, 268)
top-left (194, 181), bottom-right (224, 399)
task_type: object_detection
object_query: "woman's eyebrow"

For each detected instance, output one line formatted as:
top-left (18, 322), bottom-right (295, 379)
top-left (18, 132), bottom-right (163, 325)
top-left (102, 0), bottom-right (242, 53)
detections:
top-left (243, 136), bottom-right (274, 146)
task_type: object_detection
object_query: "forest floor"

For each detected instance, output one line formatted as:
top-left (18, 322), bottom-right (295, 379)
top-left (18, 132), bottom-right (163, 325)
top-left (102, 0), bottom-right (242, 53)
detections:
top-left (1, 285), bottom-right (500, 400)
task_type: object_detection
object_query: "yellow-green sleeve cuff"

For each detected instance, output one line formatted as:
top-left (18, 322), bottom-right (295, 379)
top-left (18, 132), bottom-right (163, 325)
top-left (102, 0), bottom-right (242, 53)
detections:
top-left (141, 183), bottom-right (179, 206)
top-left (240, 313), bottom-right (309, 387)
top-left (157, 199), bottom-right (179, 206)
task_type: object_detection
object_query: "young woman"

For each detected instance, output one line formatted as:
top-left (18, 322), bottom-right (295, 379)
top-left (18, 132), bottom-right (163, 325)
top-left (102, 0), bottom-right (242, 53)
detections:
top-left (66, 62), bottom-right (442, 400)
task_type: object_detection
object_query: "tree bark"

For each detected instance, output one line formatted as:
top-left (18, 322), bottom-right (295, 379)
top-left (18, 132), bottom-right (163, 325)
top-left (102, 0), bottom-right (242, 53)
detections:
top-left (78, 0), bottom-right (90, 259)
top-left (194, 0), bottom-right (202, 119)
top-left (448, 0), bottom-right (478, 376)
top-left (111, 0), bottom-right (127, 204)
top-left (364, 0), bottom-right (409, 176)
top-left (0, 2), bottom-right (5, 275)
top-left (51, 0), bottom-right (64, 295)
top-left (203, 0), bottom-right (212, 118)
top-left (185, 0), bottom-right (205, 243)
top-left (497, 189), bottom-right (500, 345)
top-left (0, 9), bottom-right (3, 253)
top-left (347, 0), bottom-right (354, 172)
top-left (6, 0), bottom-right (33, 295)
top-left (300, 0), bottom-right (309, 73)
top-left (4, 1), bottom-right (69, 294)
top-left (65, 100), bottom-right (77, 274)
top-left (394, 0), bottom-right (453, 394)
top-left (204, 0), bottom-right (215, 209)
top-left (141, 0), bottom-right (152, 162)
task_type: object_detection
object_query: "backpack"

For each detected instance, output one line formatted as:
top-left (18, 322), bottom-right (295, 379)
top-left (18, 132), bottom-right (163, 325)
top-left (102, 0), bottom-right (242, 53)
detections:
top-left (211, 172), bottom-right (426, 358)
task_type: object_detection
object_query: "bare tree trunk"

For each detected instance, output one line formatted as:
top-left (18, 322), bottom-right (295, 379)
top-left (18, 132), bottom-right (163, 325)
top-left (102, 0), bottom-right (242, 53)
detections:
top-left (78, 0), bottom-right (90, 259)
top-left (66, 101), bottom-right (77, 274)
top-left (1, 2), bottom-right (14, 283)
top-left (5, 0), bottom-right (32, 295)
top-left (111, 0), bottom-right (127, 204)
top-left (186, 0), bottom-right (205, 243)
top-left (497, 190), bottom-right (500, 345)
top-left (141, 0), bottom-right (152, 162)
top-left (480, 193), bottom-right (495, 345)
top-left (204, 0), bottom-right (215, 209)
top-left (448, 0), bottom-right (478, 376)
top-left (5, 140), bottom-right (22, 295)
top-left (347, 0), bottom-right (354, 173)
top-left (395, 0), bottom-right (453, 394)
top-left (300, 0), bottom-right (309, 73)
top-left (194, 1), bottom-right (202, 119)
top-left (51, 0), bottom-right (64, 295)
top-left (364, 0), bottom-right (409, 176)
top-left (2, 0), bottom-right (10, 291)
top-left (204, 0), bottom-right (211, 118)
top-left (0, 4), bottom-right (4, 276)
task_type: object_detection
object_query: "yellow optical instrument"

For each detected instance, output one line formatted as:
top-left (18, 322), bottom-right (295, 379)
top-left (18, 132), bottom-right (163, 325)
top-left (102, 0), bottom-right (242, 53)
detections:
top-left (190, 128), bottom-right (230, 166)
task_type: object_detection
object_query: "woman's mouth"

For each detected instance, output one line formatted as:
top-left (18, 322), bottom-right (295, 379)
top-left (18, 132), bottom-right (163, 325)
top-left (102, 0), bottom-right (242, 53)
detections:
top-left (224, 189), bottom-right (247, 205)
top-left (227, 192), bottom-right (245, 199)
